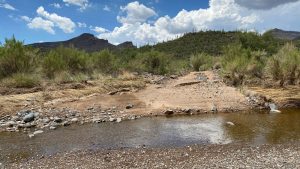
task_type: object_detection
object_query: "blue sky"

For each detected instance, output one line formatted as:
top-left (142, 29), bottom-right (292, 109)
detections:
top-left (1, 0), bottom-right (300, 45)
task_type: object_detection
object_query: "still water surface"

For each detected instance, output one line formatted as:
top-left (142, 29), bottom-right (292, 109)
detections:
top-left (0, 109), bottom-right (299, 163)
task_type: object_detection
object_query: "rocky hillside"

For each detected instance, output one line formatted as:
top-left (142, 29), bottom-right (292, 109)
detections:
top-left (29, 33), bottom-right (135, 52)
top-left (266, 28), bottom-right (300, 40)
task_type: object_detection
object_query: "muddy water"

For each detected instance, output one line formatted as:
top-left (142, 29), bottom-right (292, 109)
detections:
top-left (0, 109), bottom-right (299, 164)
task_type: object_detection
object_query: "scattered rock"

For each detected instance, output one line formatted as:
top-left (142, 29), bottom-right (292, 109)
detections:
top-left (43, 118), bottom-right (50, 123)
top-left (28, 134), bottom-right (35, 138)
top-left (5, 121), bottom-right (16, 127)
top-left (63, 121), bottom-right (70, 126)
top-left (269, 103), bottom-right (281, 113)
top-left (24, 123), bottom-right (36, 128)
top-left (226, 122), bottom-right (235, 126)
top-left (116, 118), bottom-right (122, 123)
top-left (109, 117), bottom-right (116, 122)
top-left (175, 81), bottom-right (201, 87)
top-left (11, 116), bottom-right (21, 121)
top-left (211, 104), bottom-right (218, 113)
top-left (108, 88), bottom-right (131, 95)
top-left (170, 75), bottom-right (178, 79)
top-left (54, 117), bottom-right (62, 123)
top-left (34, 112), bottom-right (39, 118)
top-left (49, 126), bottom-right (56, 130)
top-left (23, 112), bottom-right (35, 123)
top-left (33, 130), bottom-right (44, 135)
top-left (129, 116), bottom-right (136, 120)
top-left (164, 109), bottom-right (174, 115)
top-left (71, 118), bottom-right (79, 123)
top-left (183, 109), bottom-right (192, 114)
top-left (6, 127), bottom-right (16, 132)
top-left (126, 104), bottom-right (134, 109)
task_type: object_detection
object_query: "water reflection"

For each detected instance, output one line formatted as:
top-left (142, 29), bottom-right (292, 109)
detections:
top-left (0, 109), bottom-right (299, 164)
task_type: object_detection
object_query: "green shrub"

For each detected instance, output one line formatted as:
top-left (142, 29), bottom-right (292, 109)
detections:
top-left (266, 43), bottom-right (300, 85)
top-left (2, 73), bottom-right (41, 88)
top-left (221, 44), bottom-right (251, 86)
top-left (139, 50), bottom-right (169, 75)
top-left (169, 58), bottom-right (190, 74)
top-left (0, 37), bottom-right (38, 78)
top-left (43, 50), bottom-right (67, 78)
top-left (43, 46), bottom-right (89, 78)
top-left (53, 71), bottom-right (74, 84)
top-left (190, 53), bottom-right (213, 71)
top-left (246, 50), bottom-right (267, 78)
top-left (91, 49), bottom-right (116, 73)
top-left (52, 71), bottom-right (89, 84)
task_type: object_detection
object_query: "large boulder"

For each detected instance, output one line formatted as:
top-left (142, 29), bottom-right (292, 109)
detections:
top-left (23, 112), bottom-right (35, 123)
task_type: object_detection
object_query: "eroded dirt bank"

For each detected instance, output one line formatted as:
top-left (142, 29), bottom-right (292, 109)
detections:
top-left (0, 71), bottom-right (299, 132)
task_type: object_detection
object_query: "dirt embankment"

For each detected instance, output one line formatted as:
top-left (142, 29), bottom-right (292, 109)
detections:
top-left (1, 71), bottom-right (250, 117)
top-left (0, 71), bottom-right (299, 132)
top-left (249, 86), bottom-right (300, 108)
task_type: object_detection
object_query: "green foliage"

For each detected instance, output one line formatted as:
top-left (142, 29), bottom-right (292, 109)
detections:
top-left (43, 46), bottom-right (89, 78)
top-left (91, 49), bottom-right (116, 73)
top-left (239, 32), bottom-right (279, 54)
top-left (141, 31), bottom-right (241, 57)
top-left (0, 36), bottom-right (38, 79)
top-left (190, 53), bottom-right (213, 71)
top-left (2, 73), bottom-right (41, 88)
top-left (221, 44), bottom-right (250, 85)
top-left (43, 50), bottom-right (67, 78)
top-left (138, 50), bottom-right (170, 75)
top-left (140, 30), bottom-right (284, 58)
top-left (246, 50), bottom-right (267, 78)
top-left (266, 43), bottom-right (300, 85)
top-left (1, 30), bottom-right (299, 88)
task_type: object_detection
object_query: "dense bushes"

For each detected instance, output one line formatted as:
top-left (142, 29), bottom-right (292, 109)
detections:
top-left (2, 73), bottom-right (41, 88)
top-left (266, 43), bottom-right (300, 85)
top-left (221, 44), bottom-right (268, 86)
top-left (138, 50), bottom-right (170, 75)
top-left (190, 53), bottom-right (213, 71)
top-left (43, 46), bottom-right (89, 78)
top-left (91, 49), bottom-right (116, 73)
top-left (0, 37), bottom-right (38, 78)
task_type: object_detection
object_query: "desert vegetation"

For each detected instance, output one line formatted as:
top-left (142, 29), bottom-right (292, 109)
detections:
top-left (0, 30), bottom-right (299, 89)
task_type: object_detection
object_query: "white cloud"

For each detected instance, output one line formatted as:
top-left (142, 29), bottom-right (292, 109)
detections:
top-left (51, 3), bottom-right (62, 9)
top-left (63, 0), bottom-right (90, 11)
top-left (21, 6), bottom-right (76, 34)
top-left (97, 0), bottom-right (300, 46)
top-left (91, 26), bottom-right (108, 33)
top-left (77, 22), bottom-right (87, 28)
top-left (117, 1), bottom-right (157, 24)
top-left (36, 6), bottom-right (76, 33)
top-left (20, 16), bottom-right (31, 22)
top-left (103, 5), bottom-right (110, 12)
top-left (27, 17), bottom-right (55, 34)
top-left (0, 2), bottom-right (16, 10)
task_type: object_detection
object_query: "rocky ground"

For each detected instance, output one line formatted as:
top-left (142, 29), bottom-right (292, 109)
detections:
top-left (4, 143), bottom-right (300, 169)
top-left (0, 71), bottom-right (298, 136)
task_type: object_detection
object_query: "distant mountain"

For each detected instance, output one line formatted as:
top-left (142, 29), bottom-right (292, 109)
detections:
top-left (140, 31), bottom-right (241, 57)
top-left (29, 33), bottom-right (135, 52)
top-left (266, 28), bottom-right (300, 40)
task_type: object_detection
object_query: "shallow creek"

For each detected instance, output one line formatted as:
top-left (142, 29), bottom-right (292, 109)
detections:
top-left (0, 109), bottom-right (299, 164)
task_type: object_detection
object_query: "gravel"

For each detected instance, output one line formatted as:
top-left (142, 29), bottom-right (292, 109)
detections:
top-left (6, 143), bottom-right (300, 169)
